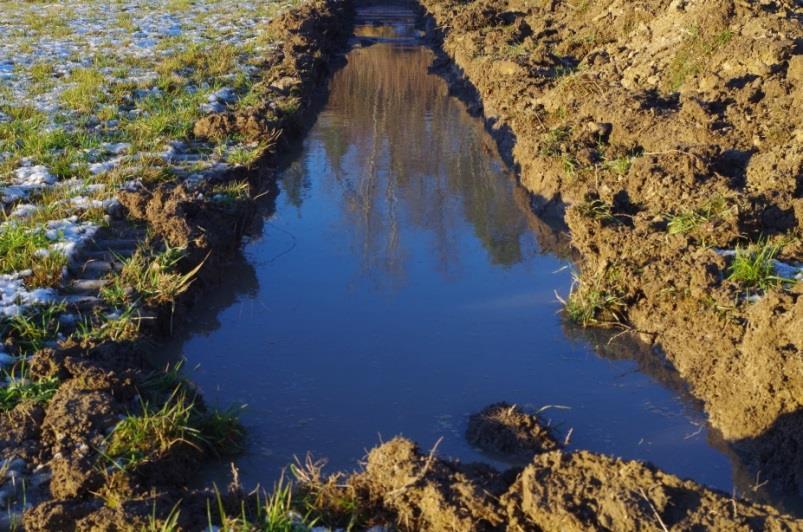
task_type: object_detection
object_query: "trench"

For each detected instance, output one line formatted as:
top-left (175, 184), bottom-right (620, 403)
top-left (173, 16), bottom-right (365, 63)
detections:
top-left (165, 3), bottom-right (742, 497)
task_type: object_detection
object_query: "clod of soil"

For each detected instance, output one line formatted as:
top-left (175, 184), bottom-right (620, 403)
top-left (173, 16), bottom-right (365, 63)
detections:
top-left (466, 402), bottom-right (560, 462)
top-left (353, 436), bottom-right (801, 531)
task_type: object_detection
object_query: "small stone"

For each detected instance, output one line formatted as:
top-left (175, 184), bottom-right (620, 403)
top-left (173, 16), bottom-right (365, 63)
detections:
top-left (787, 55), bottom-right (803, 82)
top-left (495, 60), bottom-right (525, 76)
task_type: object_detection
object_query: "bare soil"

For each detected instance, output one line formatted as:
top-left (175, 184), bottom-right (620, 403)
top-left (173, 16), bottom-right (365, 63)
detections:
top-left (418, 0), bottom-right (803, 508)
top-left (354, 436), bottom-right (801, 531)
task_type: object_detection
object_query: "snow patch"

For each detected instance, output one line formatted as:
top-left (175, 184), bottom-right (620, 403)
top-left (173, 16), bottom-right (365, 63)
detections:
top-left (1, 165), bottom-right (57, 204)
top-left (0, 273), bottom-right (58, 318)
top-left (44, 217), bottom-right (99, 261)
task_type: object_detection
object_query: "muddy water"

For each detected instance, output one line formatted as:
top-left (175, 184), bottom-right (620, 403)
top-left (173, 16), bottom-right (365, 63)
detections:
top-left (171, 5), bottom-right (737, 492)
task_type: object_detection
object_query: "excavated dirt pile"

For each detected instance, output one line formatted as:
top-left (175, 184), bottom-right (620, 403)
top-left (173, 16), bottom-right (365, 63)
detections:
top-left (418, 0), bottom-right (803, 504)
top-left (331, 406), bottom-right (802, 531)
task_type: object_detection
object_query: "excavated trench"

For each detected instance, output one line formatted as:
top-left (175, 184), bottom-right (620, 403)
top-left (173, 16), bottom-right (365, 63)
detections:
top-left (161, 0), bottom-right (795, 513)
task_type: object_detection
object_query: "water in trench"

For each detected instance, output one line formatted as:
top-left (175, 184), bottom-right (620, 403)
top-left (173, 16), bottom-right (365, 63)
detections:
top-left (167, 4), bottom-right (740, 494)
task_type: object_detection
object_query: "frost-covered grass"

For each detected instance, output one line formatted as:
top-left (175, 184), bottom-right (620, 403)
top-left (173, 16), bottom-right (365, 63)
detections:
top-left (0, 0), bottom-right (304, 374)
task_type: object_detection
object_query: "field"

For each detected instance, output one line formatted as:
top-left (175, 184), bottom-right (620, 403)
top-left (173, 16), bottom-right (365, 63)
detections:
top-left (1, 0), bottom-right (803, 529)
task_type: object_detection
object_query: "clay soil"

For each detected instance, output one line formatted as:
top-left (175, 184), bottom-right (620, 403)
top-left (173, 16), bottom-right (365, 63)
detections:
top-left (6, 0), bottom-right (803, 529)
top-left (418, 0), bottom-right (803, 511)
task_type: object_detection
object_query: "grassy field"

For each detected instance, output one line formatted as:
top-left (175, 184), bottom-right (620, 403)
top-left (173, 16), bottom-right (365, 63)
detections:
top-left (0, 0), bottom-right (302, 360)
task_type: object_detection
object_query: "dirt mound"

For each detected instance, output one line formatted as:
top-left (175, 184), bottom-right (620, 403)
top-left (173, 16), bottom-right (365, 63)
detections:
top-left (419, 0), bottom-right (803, 503)
top-left (356, 438), bottom-right (505, 530)
top-left (466, 402), bottom-right (560, 462)
top-left (504, 450), bottom-right (798, 531)
top-left (346, 436), bottom-right (802, 531)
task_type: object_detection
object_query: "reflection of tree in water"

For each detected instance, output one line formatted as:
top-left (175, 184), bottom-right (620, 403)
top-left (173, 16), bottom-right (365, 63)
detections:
top-left (281, 159), bottom-right (310, 211)
top-left (311, 40), bottom-right (536, 282)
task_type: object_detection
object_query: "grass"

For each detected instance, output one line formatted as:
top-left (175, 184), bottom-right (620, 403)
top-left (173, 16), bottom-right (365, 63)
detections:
top-left (559, 273), bottom-right (625, 327)
top-left (124, 91), bottom-right (208, 150)
top-left (103, 389), bottom-right (244, 470)
top-left (21, 7), bottom-right (73, 37)
top-left (104, 391), bottom-right (201, 470)
top-left (226, 143), bottom-right (267, 168)
top-left (292, 455), bottom-right (366, 530)
top-left (667, 196), bottom-right (730, 235)
top-left (74, 306), bottom-right (142, 344)
top-left (139, 362), bottom-right (191, 399)
top-left (156, 42), bottom-right (239, 84)
top-left (727, 239), bottom-right (792, 292)
top-left (0, 224), bottom-right (52, 273)
top-left (576, 198), bottom-right (618, 223)
top-left (147, 502), bottom-right (182, 532)
top-left (6, 303), bottom-right (64, 355)
top-left (100, 245), bottom-right (202, 307)
top-left (667, 27), bottom-right (734, 91)
top-left (210, 180), bottom-right (251, 203)
top-left (0, 366), bottom-right (60, 411)
top-left (208, 477), bottom-right (316, 531)
top-left (60, 67), bottom-right (106, 114)
top-left (195, 406), bottom-right (246, 456)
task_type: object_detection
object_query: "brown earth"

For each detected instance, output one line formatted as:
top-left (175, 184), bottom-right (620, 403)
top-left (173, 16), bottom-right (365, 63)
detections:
top-left (8, 0), bottom-right (803, 528)
top-left (418, 0), bottom-right (803, 506)
top-left (354, 436), bottom-right (800, 531)
top-left (320, 403), bottom-right (803, 530)
top-left (466, 402), bottom-right (561, 462)
top-left (21, 403), bottom-right (803, 530)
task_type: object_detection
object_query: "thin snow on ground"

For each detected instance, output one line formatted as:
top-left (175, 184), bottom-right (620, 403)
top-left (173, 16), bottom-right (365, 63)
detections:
top-left (45, 217), bottom-right (99, 261)
top-left (0, 0), bottom-right (302, 346)
top-left (0, 274), bottom-right (58, 318)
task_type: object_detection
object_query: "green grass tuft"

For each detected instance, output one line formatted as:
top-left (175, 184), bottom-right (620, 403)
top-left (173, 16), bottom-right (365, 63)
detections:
top-left (103, 389), bottom-right (245, 470)
top-left (667, 196), bottom-right (730, 235)
top-left (208, 476), bottom-right (316, 531)
top-left (727, 239), bottom-right (792, 292)
top-left (6, 303), bottom-right (64, 355)
top-left (560, 274), bottom-right (625, 327)
top-left (0, 365), bottom-right (60, 411)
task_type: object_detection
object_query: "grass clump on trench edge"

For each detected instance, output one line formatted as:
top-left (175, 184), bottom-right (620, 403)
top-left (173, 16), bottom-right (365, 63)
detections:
top-left (666, 195), bottom-right (731, 236)
top-left (558, 269), bottom-right (626, 328)
top-left (207, 477), bottom-right (318, 532)
top-left (99, 244), bottom-right (201, 308)
top-left (101, 387), bottom-right (245, 472)
top-left (727, 238), bottom-right (794, 292)
top-left (0, 363), bottom-right (59, 411)
top-left (144, 456), bottom-right (370, 531)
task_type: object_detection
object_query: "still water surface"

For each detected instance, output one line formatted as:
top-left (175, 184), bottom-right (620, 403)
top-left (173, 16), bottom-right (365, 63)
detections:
top-left (169, 4), bottom-right (736, 493)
